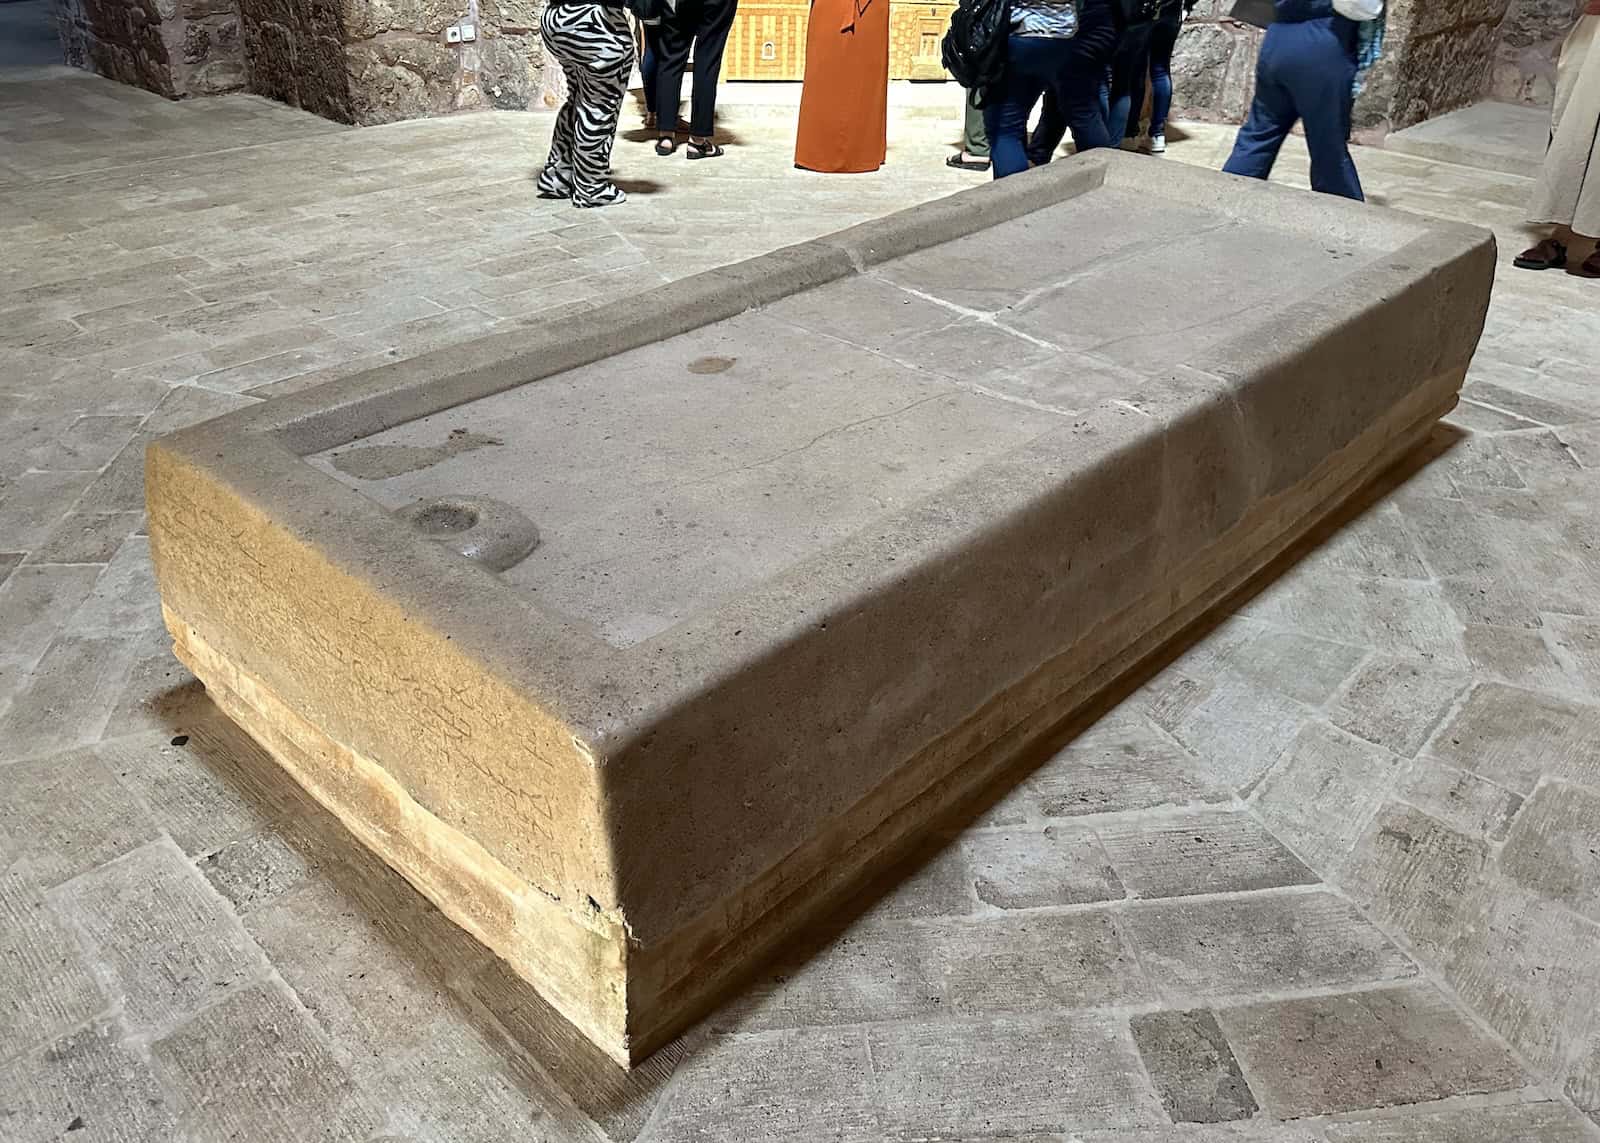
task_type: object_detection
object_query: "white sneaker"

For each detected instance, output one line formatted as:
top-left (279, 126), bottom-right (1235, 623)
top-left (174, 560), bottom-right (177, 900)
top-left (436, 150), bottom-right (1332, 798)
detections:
top-left (1150, 133), bottom-right (1167, 154)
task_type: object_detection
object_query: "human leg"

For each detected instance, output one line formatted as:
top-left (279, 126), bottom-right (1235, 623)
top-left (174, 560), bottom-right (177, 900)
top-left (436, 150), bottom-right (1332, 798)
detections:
top-left (1147, 6), bottom-right (1179, 139)
top-left (538, 5), bottom-right (582, 196)
top-left (986, 36), bottom-right (1051, 177)
top-left (688, 0), bottom-right (738, 138)
top-left (549, 6), bottom-right (632, 205)
top-left (1281, 22), bottom-right (1363, 200)
top-left (1222, 27), bottom-right (1296, 180)
top-left (1054, 0), bottom-right (1117, 152)
top-left (653, 1), bottom-right (695, 139)
top-left (1106, 21), bottom-right (1153, 142)
top-left (963, 87), bottom-right (990, 159)
top-left (1027, 88), bottom-right (1067, 165)
top-left (640, 21), bottom-right (660, 119)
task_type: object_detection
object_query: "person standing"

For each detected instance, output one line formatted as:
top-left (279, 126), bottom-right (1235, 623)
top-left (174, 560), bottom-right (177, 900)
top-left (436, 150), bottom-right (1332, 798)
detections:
top-left (1106, 0), bottom-right (1160, 143)
top-left (1516, 3), bottom-right (1600, 277)
top-left (639, 20), bottom-right (662, 129)
top-left (1139, 0), bottom-right (1191, 151)
top-left (653, 0), bottom-right (739, 157)
top-left (948, 88), bottom-right (992, 170)
top-left (1220, 0), bottom-right (1365, 201)
top-left (795, 0), bottom-right (891, 172)
top-left (986, 0), bottom-right (1118, 177)
top-left (539, 0), bottom-right (637, 207)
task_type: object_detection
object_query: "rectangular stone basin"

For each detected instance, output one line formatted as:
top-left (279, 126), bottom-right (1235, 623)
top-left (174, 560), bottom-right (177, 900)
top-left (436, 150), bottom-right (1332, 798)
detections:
top-left (145, 152), bottom-right (1495, 1067)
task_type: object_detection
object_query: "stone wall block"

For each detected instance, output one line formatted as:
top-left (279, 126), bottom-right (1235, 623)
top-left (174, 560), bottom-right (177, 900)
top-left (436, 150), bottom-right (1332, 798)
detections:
top-left (301, 33), bottom-right (356, 120)
top-left (1391, 21), bottom-right (1502, 129)
top-left (52, 0), bottom-right (245, 98)
top-left (413, 0), bottom-right (468, 36)
top-left (346, 37), bottom-right (458, 124)
top-left (479, 30), bottom-right (538, 109)
top-left (1169, 23), bottom-right (1239, 116)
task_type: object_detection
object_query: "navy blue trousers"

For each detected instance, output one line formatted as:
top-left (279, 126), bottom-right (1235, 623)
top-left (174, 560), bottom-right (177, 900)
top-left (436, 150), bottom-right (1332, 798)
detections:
top-left (1223, 17), bottom-right (1362, 200)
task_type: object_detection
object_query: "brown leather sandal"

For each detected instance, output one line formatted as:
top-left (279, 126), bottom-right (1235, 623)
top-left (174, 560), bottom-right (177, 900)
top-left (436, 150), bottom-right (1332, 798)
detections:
top-left (1576, 249), bottom-right (1600, 278)
top-left (1514, 237), bottom-right (1568, 270)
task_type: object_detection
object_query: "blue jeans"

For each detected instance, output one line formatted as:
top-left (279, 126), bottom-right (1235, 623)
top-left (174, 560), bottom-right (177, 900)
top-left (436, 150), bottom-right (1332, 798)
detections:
top-left (988, 7), bottom-right (1116, 177)
top-left (1147, 5), bottom-right (1180, 135)
top-left (1223, 17), bottom-right (1363, 200)
top-left (1106, 19), bottom-right (1154, 140)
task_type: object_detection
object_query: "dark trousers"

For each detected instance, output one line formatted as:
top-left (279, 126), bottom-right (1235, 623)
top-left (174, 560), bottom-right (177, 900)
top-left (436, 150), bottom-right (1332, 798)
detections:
top-left (1025, 0), bottom-right (1116, 166)
top-left (654, 0), bottom-right (738, 137)
top-left (1147, 5), bottom-right (1180, 134)
top-left (641, 22), bottom-right (661, 113)
top-left (1222, 17), bottom-right (1363, 200)
top-left (1106, 19), bottom-right (1154, 140)
top-left (986, 35), bottom-right (1116, 178)
top-left (1001, 1), bottom-right (1116, 173)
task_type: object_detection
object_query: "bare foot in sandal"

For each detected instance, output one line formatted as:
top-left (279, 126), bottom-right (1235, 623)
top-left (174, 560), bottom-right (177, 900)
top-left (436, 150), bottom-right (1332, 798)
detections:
top-left (1515, 236), bottom-right (1568, 270)
top-left (687, 137), bottom-right (725, 160)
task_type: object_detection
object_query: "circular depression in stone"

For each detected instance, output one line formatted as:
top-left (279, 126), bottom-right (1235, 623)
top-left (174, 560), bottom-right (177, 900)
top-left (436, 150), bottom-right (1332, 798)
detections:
top-left (412, 502), bottom-right (479, 534)
top-left (397, 496), bottom-right (540, 572)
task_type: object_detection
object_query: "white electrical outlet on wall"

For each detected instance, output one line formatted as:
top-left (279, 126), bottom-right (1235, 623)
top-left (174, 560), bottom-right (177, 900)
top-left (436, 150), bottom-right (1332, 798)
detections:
top-left (460, 23), bottom-right (477, 40)
top-left (445, 24), bottom-right (462, 42)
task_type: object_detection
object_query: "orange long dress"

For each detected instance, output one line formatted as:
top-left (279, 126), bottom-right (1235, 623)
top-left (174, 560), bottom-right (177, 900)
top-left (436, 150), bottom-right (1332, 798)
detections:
top-left (794, 0), bottom-right (890, 172)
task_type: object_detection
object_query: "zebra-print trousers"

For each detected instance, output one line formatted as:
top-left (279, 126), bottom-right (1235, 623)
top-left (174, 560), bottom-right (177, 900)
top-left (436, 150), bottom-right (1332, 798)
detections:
top-left (539, 2), bottom-right (635, 207)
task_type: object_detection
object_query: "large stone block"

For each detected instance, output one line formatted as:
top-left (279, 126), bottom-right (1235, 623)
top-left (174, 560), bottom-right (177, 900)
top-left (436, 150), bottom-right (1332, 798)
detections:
top-left (1217, 984), bottom-right (1528, 1117)
top-left (345, 37), bottom-right (456, 124)
top-left (145, 156), bottom-right (1495, 1065)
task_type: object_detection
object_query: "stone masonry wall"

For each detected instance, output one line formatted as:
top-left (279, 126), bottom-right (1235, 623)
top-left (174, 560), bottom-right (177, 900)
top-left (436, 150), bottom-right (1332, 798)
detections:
top-left (51, 0), bottom-right (544, 123)
top-left (237, 0), bottom-right (353, 121)
top-left (234, 0), bottom-right (546, 125)
top-left (1490, 0), bottom-right (1584, 105)
top-left (1164, 0), bottom-right (1266, 124)
top-left (53, 0), bottom-right (245, 98)
top-left (1376, 0), bottom-right (1514, 130)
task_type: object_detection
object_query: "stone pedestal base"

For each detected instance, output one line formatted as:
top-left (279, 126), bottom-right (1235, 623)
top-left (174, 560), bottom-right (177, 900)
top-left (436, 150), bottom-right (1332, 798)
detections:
top-left (146, 152), bottom-right (1495, 1066)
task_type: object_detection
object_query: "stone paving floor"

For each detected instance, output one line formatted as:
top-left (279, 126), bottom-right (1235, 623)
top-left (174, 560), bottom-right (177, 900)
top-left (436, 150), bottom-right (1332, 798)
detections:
top-left (3, 62), bottom-right (1600, 1143)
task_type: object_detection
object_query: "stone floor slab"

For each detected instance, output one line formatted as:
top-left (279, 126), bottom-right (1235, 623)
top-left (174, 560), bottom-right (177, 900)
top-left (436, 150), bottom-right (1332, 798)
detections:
top-left (864, 1013), bottom-right (1168, 1136)
top-left (151, 980), bottom-right (382, 1143)
top-left (1323, 1099), bottom-right (1597, 1141)
top-left (642, 1027), bottom-right (881, 1143)
top-left (1497, 780), bottom-right (1600, 923)
top-left (1342, 801), bottom-right (1492, 964)
top-left (1444, 880), bottom-right (1600, 1076)
top-left (47, 840), bottom-right (267, 1033)
top-left (1131, 1008), bottom-right (1259, 1124)
top-left (1217, 984), bottom-right (1527, 1118)
top-left (0, 1017), bottom-right (178, 1143)
top-left (1330, 655), bottom-right (1470, 757)
top-left (1095, 810), bottom-right (1317, 900)
top-left (1122, 890), bottom-right (1416, 1004)
top-left (961, 824), bottom-right (1126, 909)
top-left (1254, 723), bottom-right (1408, 877)
top-left (0, 868), bottom-right (106, 1060)
top-left (0, 634), bottom-right (141, 761)
top-left (1391, 757), bottom-right (1525, 841)
top-left (1023, 713), bottom-right (1233, 818)
top-left (0, 744), bottom-right (163, 887)
top-left (1428, 683), bottom-right (1600, 794)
